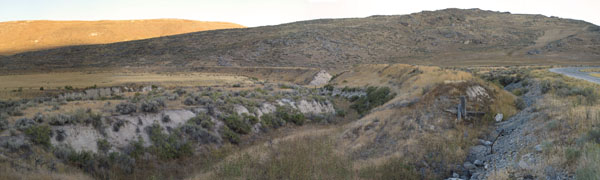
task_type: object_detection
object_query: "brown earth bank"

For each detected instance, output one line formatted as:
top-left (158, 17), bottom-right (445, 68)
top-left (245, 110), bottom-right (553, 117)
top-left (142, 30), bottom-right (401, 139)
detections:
top-left (0, 19), bottom-right (245, 56)
top-left (1, 8), bottom-right (599, 73)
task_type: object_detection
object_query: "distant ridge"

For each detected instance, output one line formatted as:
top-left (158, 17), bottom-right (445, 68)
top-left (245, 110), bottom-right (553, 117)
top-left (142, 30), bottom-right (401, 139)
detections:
top-left (2, 9), bottom-right (600, 72)
top-left (0, 19), bottom-right (245, 55)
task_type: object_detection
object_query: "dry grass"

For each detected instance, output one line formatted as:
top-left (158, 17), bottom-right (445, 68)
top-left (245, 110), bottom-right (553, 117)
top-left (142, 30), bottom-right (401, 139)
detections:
top-left (487, 168), bottom-right (511, 180)
top-left (0, 71), bottom-right (252, 99)
top-left (329, 64), bottom-right (515, 179)
top-left (590, 73), bottom-right (600, 78)
top-left (516, 68), bottom-right (600, 178)
top-left (579, 68), bottom-right (600, 73)
top-left (0, 19), bottom-right (244, 55)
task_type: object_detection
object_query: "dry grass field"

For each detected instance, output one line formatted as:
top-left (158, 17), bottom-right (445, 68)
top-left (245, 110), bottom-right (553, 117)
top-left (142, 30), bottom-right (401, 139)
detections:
top-left (0, 71), bottom-right (253, 99)
top-left (0, 19), bottom-right (245, 55)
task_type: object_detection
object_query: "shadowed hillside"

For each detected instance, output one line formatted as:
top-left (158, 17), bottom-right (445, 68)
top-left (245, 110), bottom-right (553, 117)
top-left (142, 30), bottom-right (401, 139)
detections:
top-left (1, 8), bottom-right (600, 72)
top-left (0, 19), bottom-right (245, 55)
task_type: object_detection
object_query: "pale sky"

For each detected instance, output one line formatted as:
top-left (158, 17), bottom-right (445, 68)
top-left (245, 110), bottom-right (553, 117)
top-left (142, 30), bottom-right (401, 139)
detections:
top-left (0, 0), bottom-right (598, 27)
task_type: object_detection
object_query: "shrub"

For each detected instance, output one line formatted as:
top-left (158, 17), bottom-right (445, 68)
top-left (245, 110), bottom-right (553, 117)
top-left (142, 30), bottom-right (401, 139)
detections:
top-left (64, 85), bottom-right (74, 90)
top-left (97, 139), bottom-right (112, 154)
top-left (188, 114), bottom-right (214, 130)
top-left (174, 89), bottom-right (187, 96)
top-left (146, 124), bottom-right (192, 159)
top-left (15, 118), bottom-right (36, 131)
top-left (243, 114), bottom-right (259, 125)
top-left (565, 148), bottom-right (581, 165)
top-left (140, 99), bottom-right (165, 113)
top-left (575, 144), bottom-right (600, 179)
top-left (49, 114), bottom-right (73, 126)
top-left (127, 137), bottom-right (145, 159)
top-left (260, 113), bottom-right (284, 129)
top-left (586, 128), bottom-right (600, 144)
top-left (275, 106), bottom-right (305, 125)
top-left (540, 80), bottom-right (552, 94)
top-left (180, 123), bottom-right (220, 144)
top-left (323, 84), bottom-right (334, 91)
top-left (55, 129), bottom-right (66, 142)
top-left (336, 109), bottom-right (346, 117)
top-left (24, 125), bottom-right (52, 147)
top-left (223, 114), bottom-right (251, 134)
top-left (162, 115), bottom-right (171, 123)
top-left (223, 127), bottom-right (241, 144)
top-left (351, 86), bottom-right (396, 116)
top-left (115, 102), bottom-right (136, 115)
top-left (112, 120), bottom-right (126, 132)
top-left (33, 112), bottom-right (44, 123)
top-left (39, 87), bottom-right (44, 91)
top-left (67, 150), bottom-right (96, 173)
top-left (0, 114), bottom-right (8, 132)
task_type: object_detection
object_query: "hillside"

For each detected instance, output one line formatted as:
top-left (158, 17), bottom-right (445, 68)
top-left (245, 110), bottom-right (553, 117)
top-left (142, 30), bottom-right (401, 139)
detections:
top-left (0, 19), bottom-right (245, 55)
top-left (1, 8), bottom-right (600, 72)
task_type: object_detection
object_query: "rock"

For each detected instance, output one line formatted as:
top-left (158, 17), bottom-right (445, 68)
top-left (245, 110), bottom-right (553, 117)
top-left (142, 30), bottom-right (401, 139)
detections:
top-left (473, 160), bottom-right (484, 166)
top-left (495, 113), bottom-right (503, 122)
top-left (534, 144), bottom-right (543, 152)
top-left (453, 172), bottom-right (460, 178)
top-left (463, 161), bottom-right (476, 170)
top-left (470, 172), bottom-right (481, 180)
top-left (308, 70), bottom-right (332, 86)
top-left (478, 139), bottom-right (492, 146)
top-left (467, 145), bottom-right (488, 162)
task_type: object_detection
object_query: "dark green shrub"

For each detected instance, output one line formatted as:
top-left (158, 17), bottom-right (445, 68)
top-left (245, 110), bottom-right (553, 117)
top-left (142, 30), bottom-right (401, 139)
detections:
top-left (0, 114), bottom-right (7, 132)
top-left (64, 85), bottom-right (74, 90)
top-left (275, 106), bottom-right (305, 125)
top-left (223, 114), bottom-right (251, 134)
top-left (223, 127), bottom-right (241, 144)
top-left (127, 137), bottom-right (145, 159)
top-left (243, 114), bottom-right (259, 125)
top-left (351, 86), bottom-right (396, 116)
top-left (565, 148), bottom-right (581, 165)
top-left (146, 124), bottom-right (192, 159)
top-left (24, 125), bottom-right (52, 147)
top-left (260, 113), bottom-right (284, 129)
top-left (336, 109), bottom-right (346, 117)
top-left (180, 123), bottom-right (220, 144)
top-left (67, 150), bottom-right (97, 173)
top-left (323, 84), bottom-right (334, 91)
top-left (97, 139), bottom-right (112, 154)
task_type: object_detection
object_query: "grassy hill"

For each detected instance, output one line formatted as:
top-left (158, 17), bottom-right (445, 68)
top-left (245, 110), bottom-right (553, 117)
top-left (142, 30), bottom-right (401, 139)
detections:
top-left (1, 8), bottom-right (600, 73)
top-left (0, 19), bottom-right (245, 55)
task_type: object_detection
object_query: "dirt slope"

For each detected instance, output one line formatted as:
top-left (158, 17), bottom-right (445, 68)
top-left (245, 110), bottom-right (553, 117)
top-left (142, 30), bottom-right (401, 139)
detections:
top-left (0, 19), bottom-right (244, 55)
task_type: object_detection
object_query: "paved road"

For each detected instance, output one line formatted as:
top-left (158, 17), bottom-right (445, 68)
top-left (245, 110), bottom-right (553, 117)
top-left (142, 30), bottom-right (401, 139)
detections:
top-left (549, 67), bottom-right (600, 84)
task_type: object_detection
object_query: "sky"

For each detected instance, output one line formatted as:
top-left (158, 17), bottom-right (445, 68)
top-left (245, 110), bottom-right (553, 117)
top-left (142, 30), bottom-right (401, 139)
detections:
top-left (0, 0), bottom-right (598, 27)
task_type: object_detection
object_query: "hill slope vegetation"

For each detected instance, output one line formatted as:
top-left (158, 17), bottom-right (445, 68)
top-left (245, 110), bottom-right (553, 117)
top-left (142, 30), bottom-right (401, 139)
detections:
top-left (1, 8), bottom-right (599, 72)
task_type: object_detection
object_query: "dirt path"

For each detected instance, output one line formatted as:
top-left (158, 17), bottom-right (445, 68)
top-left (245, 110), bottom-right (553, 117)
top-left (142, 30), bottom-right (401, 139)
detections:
top-left (549, 67), bottom-right (600, 84)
